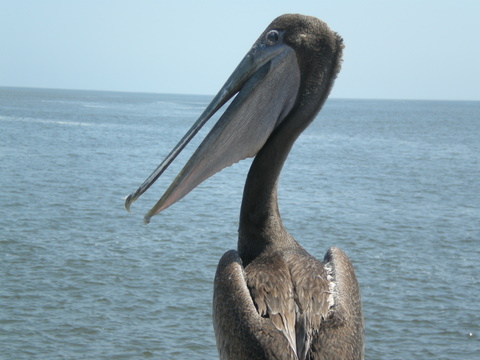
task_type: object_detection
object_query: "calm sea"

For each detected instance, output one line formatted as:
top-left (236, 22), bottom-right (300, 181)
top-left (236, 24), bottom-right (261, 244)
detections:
top-left (1, 87), bottom-right (479, 359)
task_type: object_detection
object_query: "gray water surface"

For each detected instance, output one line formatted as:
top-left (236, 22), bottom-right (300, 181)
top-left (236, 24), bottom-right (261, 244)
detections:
top-left (1, 87), bottom-right (479, 359)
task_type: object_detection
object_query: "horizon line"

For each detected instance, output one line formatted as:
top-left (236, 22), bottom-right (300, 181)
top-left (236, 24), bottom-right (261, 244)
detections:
top-left (1, 85), bottom-right (479, 103)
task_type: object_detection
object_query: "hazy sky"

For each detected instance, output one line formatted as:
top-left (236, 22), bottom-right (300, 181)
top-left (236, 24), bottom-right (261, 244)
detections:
top-left (2, 0), bottom-right (479, 100)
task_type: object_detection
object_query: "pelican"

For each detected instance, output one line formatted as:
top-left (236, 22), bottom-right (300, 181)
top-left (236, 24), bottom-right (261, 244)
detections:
top-left (126, 14), bottom-right (364, 360)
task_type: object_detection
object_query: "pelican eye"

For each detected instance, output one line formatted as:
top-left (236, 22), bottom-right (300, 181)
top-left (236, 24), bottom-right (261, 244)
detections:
top-left (265, 30), bottom-right (279, 45)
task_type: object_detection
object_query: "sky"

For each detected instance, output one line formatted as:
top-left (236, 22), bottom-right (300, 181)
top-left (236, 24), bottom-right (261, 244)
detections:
top-left (1, 0), bottom-right (479, 101)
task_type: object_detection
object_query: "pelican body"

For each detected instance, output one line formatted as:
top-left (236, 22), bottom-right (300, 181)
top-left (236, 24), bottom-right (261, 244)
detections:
top-left (126, 14), bottom-right (364, 360)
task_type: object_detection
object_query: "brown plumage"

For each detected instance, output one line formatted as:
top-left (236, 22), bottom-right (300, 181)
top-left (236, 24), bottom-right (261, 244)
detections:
top-left (126, 13), bottom-right (364, 360)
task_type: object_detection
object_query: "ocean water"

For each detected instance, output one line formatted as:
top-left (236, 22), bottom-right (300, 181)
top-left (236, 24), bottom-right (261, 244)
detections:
top-left (0, 87), bottom-right (479, 359)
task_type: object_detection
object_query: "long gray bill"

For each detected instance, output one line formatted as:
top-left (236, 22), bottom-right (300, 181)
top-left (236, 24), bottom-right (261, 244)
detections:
top-left (125, 35), bottom-right (300, 224)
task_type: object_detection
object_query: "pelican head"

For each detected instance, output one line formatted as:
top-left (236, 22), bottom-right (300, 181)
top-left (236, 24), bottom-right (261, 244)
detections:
top-left (125, 14), bottom-right (343, 223)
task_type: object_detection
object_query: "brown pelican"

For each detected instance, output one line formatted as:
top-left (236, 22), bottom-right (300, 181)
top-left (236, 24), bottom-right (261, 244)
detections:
top-left (126, 14), bottom-right (364, 360)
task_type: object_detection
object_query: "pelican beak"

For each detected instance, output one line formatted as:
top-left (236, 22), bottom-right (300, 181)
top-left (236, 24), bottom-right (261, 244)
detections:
top-left (125, 31), bottom-right (301, 223)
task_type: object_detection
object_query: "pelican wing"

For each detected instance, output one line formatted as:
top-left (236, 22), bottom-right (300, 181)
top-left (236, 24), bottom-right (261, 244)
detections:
top-left (246, 255), bottom-right (298, 356)
top-left (304, 247), bottom-right (365, 360)
top-left (213, 250), bottom-right (298, 360)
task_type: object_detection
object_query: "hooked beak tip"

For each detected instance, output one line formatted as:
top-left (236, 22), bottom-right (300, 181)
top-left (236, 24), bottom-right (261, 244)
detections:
top-left (125, 194), bottom-right (134, 213)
